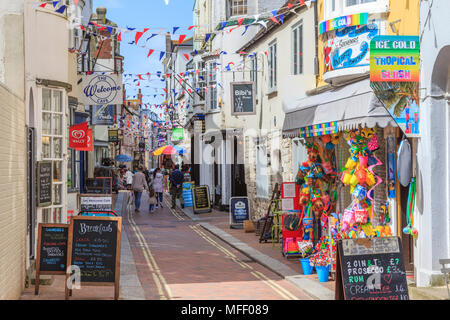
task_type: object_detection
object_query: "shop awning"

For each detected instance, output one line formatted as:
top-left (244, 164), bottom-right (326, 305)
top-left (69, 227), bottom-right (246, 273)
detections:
top-left (282, 79), bottom-right (397, 138)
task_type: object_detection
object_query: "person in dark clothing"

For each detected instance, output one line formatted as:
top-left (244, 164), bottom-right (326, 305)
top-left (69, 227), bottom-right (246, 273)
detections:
top-left (169, 164), bottom-right (185, 209)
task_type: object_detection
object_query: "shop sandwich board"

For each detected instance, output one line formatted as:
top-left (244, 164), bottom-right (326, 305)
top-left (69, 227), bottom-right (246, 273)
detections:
top-left (37, 161), bottom-right (52, 207)
top-left (79, 194), bottom-right (113, 212)
top-left (85, 177), bottom-right (112, 194)
top-left (229, 197), bottom-right (250, 229)
top-left (65, 216), bottom-right (122, 300)
top-left (335, 237), bottom-right (409, 300)
top-left (192, 185), bottom-right (212, 214)
top-left (35, 224), bottom-right (69, 295)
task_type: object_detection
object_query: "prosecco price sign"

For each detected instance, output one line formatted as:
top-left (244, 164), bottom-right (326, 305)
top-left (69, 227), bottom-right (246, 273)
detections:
top-left (335, 237), bottom-right (409, 300)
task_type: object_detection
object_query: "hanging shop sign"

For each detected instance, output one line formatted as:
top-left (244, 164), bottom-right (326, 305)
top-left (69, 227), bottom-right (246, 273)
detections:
top-left (76, 129), bottom-right (93, 152)
top-left (323, 22), bottom-right (380, 76)
top-left (192, 185), bottom-right (212, 214)
top-left (229, 197), bottom-right (250, 229)
top-left (92, 105), bottom-right (115, 125)
top-left (230, 81), bottom-right (256, 115)
top-left (66, 216), bottom-right (122, 300)
top-left (108, 129), bottom-right (119, 143)
top-left (319, 13), bottom-right (369, 35)
top-left (79, 74), bottom-right (123, 106)
top-left (37, 161), bottom-right (52, 207)
top-left (299, 121), bottom-right (338, 138)
top-left (386, 136), bottom-right (396, 198)
top-left (172, 127), bottom-right (184, 141)
top-left (69, 122), bottom-right (88, 149)
top-left (370, 36), bottom-right (420, 137)
top-left (335, 237), bottom-right (409, 300)
top-left (35, 224), bottom-right (69, 295)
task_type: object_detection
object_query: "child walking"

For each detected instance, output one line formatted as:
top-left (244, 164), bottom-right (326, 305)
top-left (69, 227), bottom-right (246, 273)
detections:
top-left (148, 185), bottom-right (157, 213)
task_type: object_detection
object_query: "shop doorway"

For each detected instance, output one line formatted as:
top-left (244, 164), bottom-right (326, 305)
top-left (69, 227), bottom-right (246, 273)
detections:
top-left (231, 135), bottom-right (247, 197)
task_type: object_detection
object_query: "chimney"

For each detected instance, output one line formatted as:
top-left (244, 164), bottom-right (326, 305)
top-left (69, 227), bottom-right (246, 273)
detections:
top-left (96, 7), bottom-right (107, 24)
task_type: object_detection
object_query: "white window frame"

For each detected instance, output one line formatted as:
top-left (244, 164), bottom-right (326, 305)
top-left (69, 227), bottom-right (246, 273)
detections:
top-left (227, 0), bottom-right (248, 19)
top-left (40, 87), bottom-right (67, 224)
top-left (323, 0), bottom-right (389, 21)
top-left (249, 54), bottom-right (258, 93)
top-left (267, 40), bottom-right (277, 93)
top-left (292, 21), bottom-right (304, 75)
top-left (206, 61), bottom-right (218, 111)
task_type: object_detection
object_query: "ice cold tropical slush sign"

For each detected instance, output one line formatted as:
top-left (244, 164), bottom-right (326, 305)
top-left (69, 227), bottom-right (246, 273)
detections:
top-left (80, 74), bottom-right (123, 105)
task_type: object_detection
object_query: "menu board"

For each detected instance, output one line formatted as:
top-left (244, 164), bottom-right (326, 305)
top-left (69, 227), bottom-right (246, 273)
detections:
top-left (335, 237), bottom-right (409, 300)
top-left (192, 185), bottom-right (211, 214)
top-left (231, 82), bottom-right (256, 115)
top-left (37, 161), bottom-right (52, 207)
top-left (85, 177), bottom-right (112, 194)
top-left (66, 216), bottom-right (121, 299)
top-left (35, 224), bottom-right (68, 295)
top-left (79, 194), bottom-right (113, 212)
top-left (230, 197), bottom-right (250, 227)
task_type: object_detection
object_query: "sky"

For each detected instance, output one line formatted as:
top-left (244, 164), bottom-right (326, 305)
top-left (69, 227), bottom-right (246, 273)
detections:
top-left (92, 0), bottom-right (195, 110)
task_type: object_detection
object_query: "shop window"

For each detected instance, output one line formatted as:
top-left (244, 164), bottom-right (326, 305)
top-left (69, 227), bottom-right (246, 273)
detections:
top-left (206, 61), bottom-right (218, 111)
top-left (250, 54), bottom-right (258, 93)
top-left (292, 21), bottom-right (304, 75)
top-left (268, 40), bottom-right (277, 93)
top-left (346, 0), bottom-right (376, 6)
top-left (228, 0), bottom-right (248, 18)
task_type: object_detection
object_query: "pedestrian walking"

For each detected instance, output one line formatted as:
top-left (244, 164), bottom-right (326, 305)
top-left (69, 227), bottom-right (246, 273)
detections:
top-left (125, 167), bottom-right (134, 190)
top-left (132, 165), bottom-right (148, 212)
top-left (148, 185), bottom-right (157, 213)
top-left (169, 164), bottom-right (184, 209)
top-left (152, 168), bottom-right (165, 208)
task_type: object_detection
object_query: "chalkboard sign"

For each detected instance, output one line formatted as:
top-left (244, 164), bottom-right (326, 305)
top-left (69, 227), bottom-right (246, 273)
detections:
top-left (231, 81), bottom-right (256, 115)
top-left (79, 194), bottom-right (113, 212)
top-left (192, 185), bottom-right (212, 214)
top-left (230, 197), bottom-right (250, 228)
top-left (335, 237), bottom-right (410, 300)
top-left (66, 216), bottom-right (122, 300)
top-left (37, 161), bottom-right (52, 207)
top-left (85, 177), bottom-right (112, 194)
top-left (35, 224), bottom-right (68, 295)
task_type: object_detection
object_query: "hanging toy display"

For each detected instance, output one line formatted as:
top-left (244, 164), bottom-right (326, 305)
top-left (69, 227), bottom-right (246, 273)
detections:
top-left (339, 127), bottom-right (390, 239)
top-left (403, 177), bottom-right (418, 238)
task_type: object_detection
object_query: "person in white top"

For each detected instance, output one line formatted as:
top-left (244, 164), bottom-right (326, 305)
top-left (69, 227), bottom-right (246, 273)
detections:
top-left (151, 168), bottom-right (165, 208)
top-left (125, 168), bottom-right (134, 190)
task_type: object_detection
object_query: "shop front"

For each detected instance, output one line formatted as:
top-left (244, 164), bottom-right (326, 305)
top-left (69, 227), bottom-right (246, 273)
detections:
top-left (281, 78), bottom-right (402, 278)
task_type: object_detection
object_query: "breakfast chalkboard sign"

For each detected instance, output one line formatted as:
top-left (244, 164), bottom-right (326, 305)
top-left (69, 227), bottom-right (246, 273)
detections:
top-left (37, 161), bottom-right (52, 207)
top-left (65, 216), bottom-right (122, 300)
top-left (192, 185), bottom-right (211, 214)
top-left (335, 237), bottom-right (409, 300)
top-left (35, 224), bottom-right (69, 295)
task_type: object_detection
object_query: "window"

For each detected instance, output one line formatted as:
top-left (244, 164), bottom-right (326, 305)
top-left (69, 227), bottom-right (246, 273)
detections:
top-left (41, 88), bottom-right (66, 223)
top-left (228, 0), bottom-right (248, 18)
top-left (292, 22), bottom-right (303, 75)
top-left (194, 61), bottom-right (206, 104)
top-left (250, 54), bottom-right (258, 93)
top-left (346, 0), bottom-right (376, 6)
top-left (268, 41), bottom-right (277, 92)
top-left (206, 61), bottom-right (218, 111)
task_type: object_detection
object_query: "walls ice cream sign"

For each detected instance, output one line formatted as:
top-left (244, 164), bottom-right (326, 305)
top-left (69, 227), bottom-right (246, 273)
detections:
top-left (79, 74), bottom-right (123, 105)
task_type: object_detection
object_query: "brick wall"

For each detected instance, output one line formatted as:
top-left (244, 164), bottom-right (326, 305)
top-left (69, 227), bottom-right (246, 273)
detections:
top-left (0, 84), bottom-right (27, 299)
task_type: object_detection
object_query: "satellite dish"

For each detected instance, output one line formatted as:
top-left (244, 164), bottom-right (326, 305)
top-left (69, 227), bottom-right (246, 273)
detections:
top-left (397, 139), bottom-right (412, 187)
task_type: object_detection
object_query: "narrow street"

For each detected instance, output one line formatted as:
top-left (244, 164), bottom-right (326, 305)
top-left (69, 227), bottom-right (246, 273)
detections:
top-left (124, 194), bottom-right (312, 300)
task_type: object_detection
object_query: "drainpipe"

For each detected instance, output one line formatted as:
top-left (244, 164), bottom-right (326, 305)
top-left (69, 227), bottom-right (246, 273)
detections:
top-left (314, 0), bottom-right (319, 84)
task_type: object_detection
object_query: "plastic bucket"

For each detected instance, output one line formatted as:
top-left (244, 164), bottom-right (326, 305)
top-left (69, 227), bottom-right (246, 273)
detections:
top-left (300, 258), bottom-right (313, 275)
top-left (315, 265), bottom-right (330, 282)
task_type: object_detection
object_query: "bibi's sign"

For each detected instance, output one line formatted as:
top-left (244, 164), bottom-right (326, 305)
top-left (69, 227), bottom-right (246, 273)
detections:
top-left (79, 74), bottom-right (123, 105)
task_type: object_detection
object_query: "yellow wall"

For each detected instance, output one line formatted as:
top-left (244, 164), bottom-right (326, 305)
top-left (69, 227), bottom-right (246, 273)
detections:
top-left (316, 0), bottom-right (419, 87)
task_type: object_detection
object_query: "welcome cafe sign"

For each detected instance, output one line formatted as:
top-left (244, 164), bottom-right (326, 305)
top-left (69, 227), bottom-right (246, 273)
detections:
top-left (79, 74), bottom-right (123, 106)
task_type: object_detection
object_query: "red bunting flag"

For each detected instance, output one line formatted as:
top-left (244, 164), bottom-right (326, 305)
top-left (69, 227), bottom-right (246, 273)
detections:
top-left (300, 0), bottom-right (305, 5)
top-left (117, 32), bottom-right (122, 41)
top-left (178, 34), bottom-right (186, 44)
top-left (135, 29), bottom-right (149, 45)
top-left (39, 2), bottom-right (47, 7)
top-left (287, 3), bottom-right (294, 8)
top-left (184, 53), bottom-right (190, 60)
top-left (147, 49), bottom-right (154, 57)
top-left (188, 25), bottom-right (196, 30)
top-left (270, 17), bottom-right (280, 24)
top-left (237, 18), bottom-right (245, 27)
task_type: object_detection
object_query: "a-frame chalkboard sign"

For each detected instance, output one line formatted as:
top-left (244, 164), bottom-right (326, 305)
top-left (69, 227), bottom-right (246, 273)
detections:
top-left (65, 216), bottom-right (122, 300)
top-left (35, 223), bottom-right (69, 295)
top-left (335, 237), bottom-right (410, 300)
